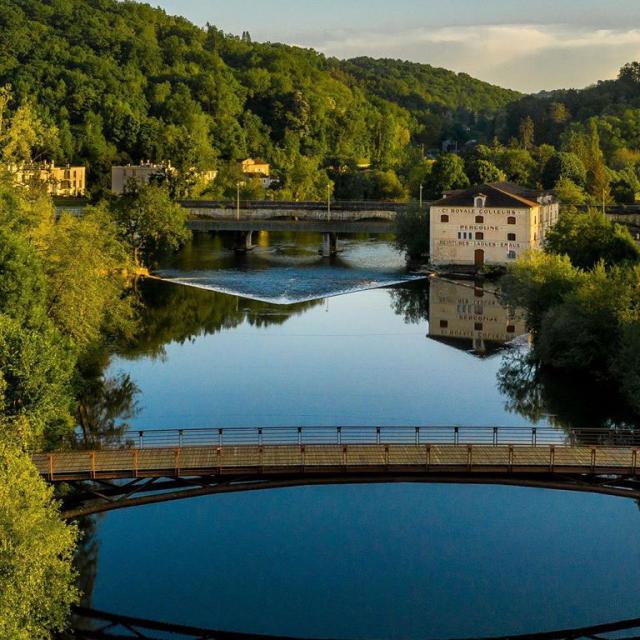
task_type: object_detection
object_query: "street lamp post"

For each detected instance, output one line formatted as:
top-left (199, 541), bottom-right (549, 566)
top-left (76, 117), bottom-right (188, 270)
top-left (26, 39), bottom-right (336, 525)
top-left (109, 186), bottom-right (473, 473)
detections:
top-left (327, 183), bottom-right (331, 220)
top-left (236, 181), bottom-right (241, 221)
top-left (419, 183), bottom-right (424, 209)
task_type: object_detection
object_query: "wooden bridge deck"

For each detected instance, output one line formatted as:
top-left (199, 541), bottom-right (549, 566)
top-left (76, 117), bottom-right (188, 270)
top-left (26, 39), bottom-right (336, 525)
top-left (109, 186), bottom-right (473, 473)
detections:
top-left (34, 444), bottom-right (640, 482)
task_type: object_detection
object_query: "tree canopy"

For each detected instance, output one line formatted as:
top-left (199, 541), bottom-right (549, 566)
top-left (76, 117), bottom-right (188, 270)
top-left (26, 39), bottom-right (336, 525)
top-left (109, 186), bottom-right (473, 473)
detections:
top-left (0, 438), bottom-right (78, 640)
top-left (0, 0), bottom-right (519, 199)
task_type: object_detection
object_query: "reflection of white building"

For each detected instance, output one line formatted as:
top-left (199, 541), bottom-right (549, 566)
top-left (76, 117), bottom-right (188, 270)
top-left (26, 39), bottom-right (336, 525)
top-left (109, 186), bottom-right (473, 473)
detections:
top-left (428, 278), bottom-right (527, 356)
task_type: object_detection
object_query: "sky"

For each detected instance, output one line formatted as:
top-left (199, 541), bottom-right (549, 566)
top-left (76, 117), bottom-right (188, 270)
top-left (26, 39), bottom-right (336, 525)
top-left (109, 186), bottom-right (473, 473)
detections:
top-left (148, 0), bottom-right (640, 93)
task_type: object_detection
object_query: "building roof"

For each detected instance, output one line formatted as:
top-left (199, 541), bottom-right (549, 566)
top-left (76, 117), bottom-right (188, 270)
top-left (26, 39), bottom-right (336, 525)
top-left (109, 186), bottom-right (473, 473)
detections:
top-left (432, 182), bottom-right (555, 208)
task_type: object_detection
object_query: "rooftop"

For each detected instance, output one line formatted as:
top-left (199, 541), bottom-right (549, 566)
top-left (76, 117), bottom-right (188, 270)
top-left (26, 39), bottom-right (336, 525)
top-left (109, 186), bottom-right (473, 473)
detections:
top-left (433, 182), bottom-right (555, 208)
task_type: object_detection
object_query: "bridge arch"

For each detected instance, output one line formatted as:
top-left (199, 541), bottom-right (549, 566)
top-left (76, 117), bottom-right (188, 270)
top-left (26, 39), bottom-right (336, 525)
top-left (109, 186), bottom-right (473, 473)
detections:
top-left (60, 472), bottom-right (640, 519)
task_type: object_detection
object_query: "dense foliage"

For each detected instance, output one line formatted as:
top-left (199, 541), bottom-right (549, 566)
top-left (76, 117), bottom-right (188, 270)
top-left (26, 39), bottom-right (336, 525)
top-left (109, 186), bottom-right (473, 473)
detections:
top-left (495, 65), bottom-right (640, 204)
top-left (0, 99), bottom-right (140, 639)
top-left (342, 57), bottom-right (520, 148)
top-left (502, 210), bottom-right (640, 422)
top-left (108, 183), bottom-right (190, 264)
top-left (0, 0), bottom-right (517, 201)
top-left (0, 439), bottom-right (78, 640)
top-left (544, 209), bottom-right (640, 269)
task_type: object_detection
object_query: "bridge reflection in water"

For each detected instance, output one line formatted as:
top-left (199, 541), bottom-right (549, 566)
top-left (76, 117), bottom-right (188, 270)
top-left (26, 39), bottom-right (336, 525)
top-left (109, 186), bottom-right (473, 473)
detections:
top-left (63, 606), bottom-right (640, 640)
top-left (34, 426), bottom-right (640, 518)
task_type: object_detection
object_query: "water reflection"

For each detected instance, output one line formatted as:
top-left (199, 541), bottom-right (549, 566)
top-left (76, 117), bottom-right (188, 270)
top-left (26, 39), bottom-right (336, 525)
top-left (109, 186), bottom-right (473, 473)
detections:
top-left (428, 279), bottom-right (527, 357)
top-left (109, 273), bottom-right (636, 432)
top-left (118, 278), bottom-right (323, 360)
top-left (75, 237), bottom-right (640, 640)
top-left (498, 350), bottom-right (640, 430)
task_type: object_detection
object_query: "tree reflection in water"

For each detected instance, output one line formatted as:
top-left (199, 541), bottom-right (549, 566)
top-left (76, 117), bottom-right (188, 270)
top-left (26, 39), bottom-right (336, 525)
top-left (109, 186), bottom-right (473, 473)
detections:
top-left (117, 278), bottom-right (323, 361)
top-left (389, 277), bottom-right (640, 431)
top-left (77, 373), bottom-right (140, 449)
top-left (389, 280), bottom-right (430, 324)
top-left (498, 349), bottom-right (640, 431)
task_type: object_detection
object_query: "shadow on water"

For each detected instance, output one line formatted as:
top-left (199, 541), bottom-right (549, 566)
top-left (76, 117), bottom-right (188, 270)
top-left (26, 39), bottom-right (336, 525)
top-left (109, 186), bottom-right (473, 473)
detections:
top-left (60, 607), bottom-right (640, 640)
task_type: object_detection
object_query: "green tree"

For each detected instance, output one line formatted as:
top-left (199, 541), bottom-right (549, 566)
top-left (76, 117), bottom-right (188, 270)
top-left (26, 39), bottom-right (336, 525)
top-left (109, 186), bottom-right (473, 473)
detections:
top-left (394, 204), bottom-right (429, 261)
top-left (545, 209), bottom-right (640, 269)
top-left (467, 159), bottom-right (506, 185)
top-left (426, 153), bottom-right (469, 199)
top-left (495, 148), bottom-right (536, 185)
top-left (554, 178), bottom-right (588, 204)
top-left (0, 316), bottom-right (75, 445)
top-left (616, 322), bottom-right (640, 414)
top-left (0, 99), bottom-right (59, 166)
top-left (37, 209), bottom-right (135, 348)
top-left (501, 251), bottom-right (584, 332)
top-left (111, 184), bottom-right (190, 264)
top-left (541, 152), bottom-right (587, 189)
top-left (0, 437), bottom-right (78, 640)
top-left (502, 254), bottom-right (640, 418)
top-left (371, 170), bottom-right (407, 200)
top-left (519, 115), bottom-right (535, 149)
top-left (0, 228), bottom-right (47, 325)
top-left (612, 177), bottom-right (637, 204)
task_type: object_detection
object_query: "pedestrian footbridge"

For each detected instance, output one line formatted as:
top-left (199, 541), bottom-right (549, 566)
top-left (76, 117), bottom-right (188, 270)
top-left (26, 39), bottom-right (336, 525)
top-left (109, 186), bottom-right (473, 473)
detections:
top-left (34, 426), bottom-right (640, 519)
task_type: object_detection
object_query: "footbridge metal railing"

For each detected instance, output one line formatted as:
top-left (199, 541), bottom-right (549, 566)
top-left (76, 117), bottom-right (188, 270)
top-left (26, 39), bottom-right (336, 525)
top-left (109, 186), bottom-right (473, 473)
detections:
top-left (93, 425), bottom-right (640, 450)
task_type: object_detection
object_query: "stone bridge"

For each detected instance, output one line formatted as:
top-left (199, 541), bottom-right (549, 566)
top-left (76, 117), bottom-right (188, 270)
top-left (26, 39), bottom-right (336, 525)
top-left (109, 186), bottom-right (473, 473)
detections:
top-left (179, 200), bottom-right (405, 254)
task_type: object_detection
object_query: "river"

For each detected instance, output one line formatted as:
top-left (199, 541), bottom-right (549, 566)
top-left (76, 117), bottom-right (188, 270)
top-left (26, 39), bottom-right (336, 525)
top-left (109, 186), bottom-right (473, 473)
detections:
top-left (79, 232), bottom-right (640, 639)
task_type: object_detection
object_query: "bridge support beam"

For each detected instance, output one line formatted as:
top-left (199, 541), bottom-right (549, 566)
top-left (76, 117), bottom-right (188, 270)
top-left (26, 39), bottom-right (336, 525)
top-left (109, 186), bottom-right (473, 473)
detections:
top-left (321, 232), bottom-right (338, 257)
top-left (233, 230), bottom-right (253, 253)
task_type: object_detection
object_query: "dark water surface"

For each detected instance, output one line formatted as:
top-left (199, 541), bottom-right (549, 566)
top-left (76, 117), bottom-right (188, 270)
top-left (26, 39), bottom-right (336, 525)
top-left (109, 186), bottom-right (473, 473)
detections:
top-left (85, 233), bottom-right (640, 639)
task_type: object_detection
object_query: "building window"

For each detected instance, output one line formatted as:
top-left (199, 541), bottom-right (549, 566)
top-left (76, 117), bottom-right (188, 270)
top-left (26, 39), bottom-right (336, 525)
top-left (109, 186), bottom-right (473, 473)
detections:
top-left (474, 287), bottom-right (484, 298)
top-left (475, 232), bottom-right (484, 240)
top-left (507, 325), bottom-right (516, 334)
top-left (441, 214), bottom-right (449, 223)
top-left (507, 233), bottom-right (516, 242)
top-left (474, 195), bottom-right (487, 208)
top-left (508, 216), bottom-right (516, 225)
top-left (508, 250), bottom-right (517, 260)
top-left (474, 322), bottom-right (483, 331)
top-left (475, 216), bottom-right (484, 224)
top-left (440, 320), bottom-right (448, 328)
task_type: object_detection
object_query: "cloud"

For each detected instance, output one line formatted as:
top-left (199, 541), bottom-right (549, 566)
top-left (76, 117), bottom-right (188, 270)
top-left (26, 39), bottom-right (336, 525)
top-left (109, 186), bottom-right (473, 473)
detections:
top-left (309, 24), bottom-right (640, 92)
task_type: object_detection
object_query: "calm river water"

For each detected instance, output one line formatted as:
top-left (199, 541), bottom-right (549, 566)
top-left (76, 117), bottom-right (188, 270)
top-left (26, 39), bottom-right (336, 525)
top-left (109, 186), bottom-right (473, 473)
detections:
top-left (82, 232), bottom-right (640, 639)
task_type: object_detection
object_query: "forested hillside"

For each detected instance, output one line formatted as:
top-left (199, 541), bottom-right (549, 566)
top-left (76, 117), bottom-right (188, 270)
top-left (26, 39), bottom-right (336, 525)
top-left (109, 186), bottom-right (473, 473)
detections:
top-left (0, 0), bottom-right (518, 197)
top-left (343, 57), bottom-right (520, 146)
top-left (503, 63), bottom-right (640, 166)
